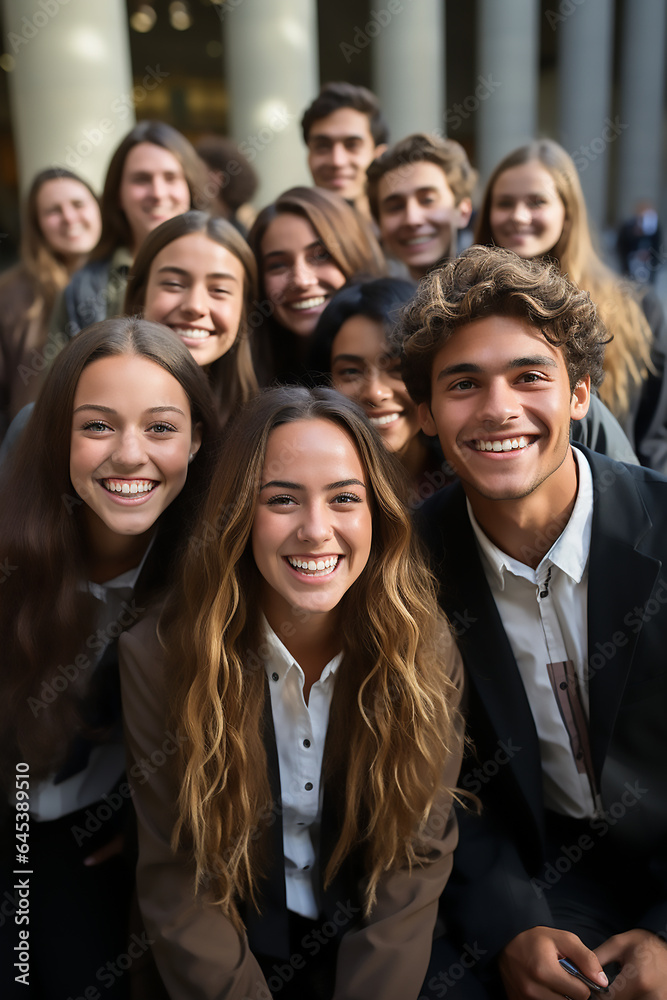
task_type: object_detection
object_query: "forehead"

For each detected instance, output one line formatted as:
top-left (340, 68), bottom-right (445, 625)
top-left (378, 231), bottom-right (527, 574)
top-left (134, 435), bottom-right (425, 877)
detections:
top-left (431, 315), bottom-right (567, 377)
top-left (332, 315), bottom-right (387, 358)
top-left (37, 177), bottom-right (93, 208)
top-left (150, 232), bottom-right (245, 278)
top-left (379, 160), bottom-right (455, 203)
top-left (262, 213), bottom-right (318, 253)
top-left (74, 353), bottom-right (188, 406)
top-left (308, 107), bottom-right (374, 144)
top-left (492, 161), bottom-right (561, 198)
top-left (123, 142), bottom-right (183, 175)
top-left (264, 417), bottom-right (366, 476)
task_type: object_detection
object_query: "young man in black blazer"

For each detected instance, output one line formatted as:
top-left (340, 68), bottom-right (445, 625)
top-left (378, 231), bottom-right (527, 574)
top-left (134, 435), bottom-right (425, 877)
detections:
top-left (400, 245), bottom-right (667, 1000)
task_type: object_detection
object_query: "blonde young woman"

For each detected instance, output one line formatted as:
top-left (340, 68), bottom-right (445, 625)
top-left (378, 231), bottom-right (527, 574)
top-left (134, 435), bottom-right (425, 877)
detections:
top-left (120, 386), bottom-right (464, 1000)
top-left (476, 138), bottom-right (667, 473)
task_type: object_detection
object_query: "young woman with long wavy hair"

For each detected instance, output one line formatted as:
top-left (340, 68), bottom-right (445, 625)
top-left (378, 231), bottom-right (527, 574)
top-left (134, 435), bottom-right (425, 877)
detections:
top-left (124, 209), bottom-right (258, 426)
top-left (475, 138), bottom-right (667, 473)
top-left (120, 386), bottom-right (464, 1000)
top-left (0, 317), bottom-right (218, 998)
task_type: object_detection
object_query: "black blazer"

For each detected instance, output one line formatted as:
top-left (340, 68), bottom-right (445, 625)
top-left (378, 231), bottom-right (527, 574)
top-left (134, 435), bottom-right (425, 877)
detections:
top-left (417, 446), bottom-right (667, 959)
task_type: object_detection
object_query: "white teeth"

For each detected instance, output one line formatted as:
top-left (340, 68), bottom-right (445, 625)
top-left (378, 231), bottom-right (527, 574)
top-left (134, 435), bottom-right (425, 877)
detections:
top-left (369, 413), bottom-right (400, 427)
top-left (287, 555), bottom-right (339, 576)
top-left (289, 297), bottom-right (325, 311)
top-left (403, 235), bottom-right (434, 246)
top-left (174, 327), bottom-right (211, 339)
top-left (102, 479), bottom-right (155, 494)
top-left (474, 436), bottom-right (529, 452)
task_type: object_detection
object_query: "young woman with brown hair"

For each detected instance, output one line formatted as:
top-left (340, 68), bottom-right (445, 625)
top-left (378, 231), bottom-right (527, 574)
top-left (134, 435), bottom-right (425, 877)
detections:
top-left (475, 138), bottom-right (667, 472)
top-left (248, 187), bottom-right (385, 384)
top-left (124, 209), bottom-right (258, 426)
top-left (120, 386), bottom-right (464, 1000)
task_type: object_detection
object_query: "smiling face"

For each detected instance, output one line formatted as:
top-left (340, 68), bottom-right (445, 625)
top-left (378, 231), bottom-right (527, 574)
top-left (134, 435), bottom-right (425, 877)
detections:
top-left (143, 232), bottom-right (245, 367)
top-left (252, 418), bottom-right (373, 631)
top-left (119, 142), bottom-right (191, 252)
top-left (306, 107), bottom-right (380, 204)
top-left (36, 177), bottom-right (101, 265)
top-left (489, 161), bottom-right (566, 259)
top-left (378, 161), bottom-right (471, 279)
top-left (419, 315), bottom-right (589, 506)
top-left (261, 213), bottom-right (347, 337)
top-left (70, 354), bottom-right (201, 550)
top-left (331, 315), bottom-right (421, 456)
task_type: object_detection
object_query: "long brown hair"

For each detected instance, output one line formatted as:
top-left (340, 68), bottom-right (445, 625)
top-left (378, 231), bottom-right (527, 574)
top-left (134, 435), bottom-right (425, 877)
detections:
top-left (475, 139), bottom-right (653, 417)
top-left (0, 317), bottom-right (218, 783)
top-left (93, 121), bottom-right (209, 260)
top-left (124, 210), bottom-right (258, 424)
top-left (164, 386), bottom-right (461, 927)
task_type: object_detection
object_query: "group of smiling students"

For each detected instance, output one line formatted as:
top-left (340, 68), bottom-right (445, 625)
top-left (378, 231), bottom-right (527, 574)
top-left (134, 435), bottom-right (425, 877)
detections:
top-left (0, 90), bottom-right (666, 1000)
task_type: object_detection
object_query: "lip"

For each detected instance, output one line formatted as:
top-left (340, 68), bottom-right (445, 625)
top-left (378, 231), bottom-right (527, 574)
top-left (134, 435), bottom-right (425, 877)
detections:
top-left (97, 478), bottom-right (160, 505)
top-left (465, 434), bottom-right (537, 456)
top-left (172, 326), bottom-right (216, 345)
top-left (283, 295), bottom-right (328, 313)
top-left (366, 410), bottom-right (403, 428)
top-left (399, 232), bottom-right (438, 248)
top-left (283, 554), bottom-right (343, 581)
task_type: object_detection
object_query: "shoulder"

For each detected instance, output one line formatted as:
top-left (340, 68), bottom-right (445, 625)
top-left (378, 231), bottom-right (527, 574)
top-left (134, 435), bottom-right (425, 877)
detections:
top-left (580, 444), bottom-right (667, 529)
top-left (119, 613), bottom-right (165, 683)
top-left (414, 482), bottom-right (467, 554)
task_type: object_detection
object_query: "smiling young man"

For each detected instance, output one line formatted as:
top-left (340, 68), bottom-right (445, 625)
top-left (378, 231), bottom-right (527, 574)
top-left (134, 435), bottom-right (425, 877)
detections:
top-left (301, 82), bottom-right (388, 220)
top-left (367, 133), bottom-right (476, 280)
top-left (399, 246), bottom-right (667, 1000)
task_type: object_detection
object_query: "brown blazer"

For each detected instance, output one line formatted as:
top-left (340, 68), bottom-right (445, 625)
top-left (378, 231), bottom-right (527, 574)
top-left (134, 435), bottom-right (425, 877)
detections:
top-left (119, 615), bottom-right (464, 1000)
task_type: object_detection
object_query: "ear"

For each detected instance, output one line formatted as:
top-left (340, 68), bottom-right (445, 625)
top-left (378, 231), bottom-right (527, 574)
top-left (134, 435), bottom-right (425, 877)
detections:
top-left (570, 376), bottom-right (591, 422)
top-left (189, 422), bottom-right (203, 462)
top-left (418, 401), bottom-right (439, 437)
top-left (454, 197), bottom-right (473, 229)
top-left (371, 143), bottom-right (388, 161)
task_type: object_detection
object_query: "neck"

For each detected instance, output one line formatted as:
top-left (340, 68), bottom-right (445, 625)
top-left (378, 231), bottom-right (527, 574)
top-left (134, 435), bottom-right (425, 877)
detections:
top-left (264, 602), bottom-right (340, 699)
top-left (467, 448), bottom-right (579, 569)
top-left (399, 434), bottom-right (430, 484)
top-left (83, 509), bottom-right (153, 583)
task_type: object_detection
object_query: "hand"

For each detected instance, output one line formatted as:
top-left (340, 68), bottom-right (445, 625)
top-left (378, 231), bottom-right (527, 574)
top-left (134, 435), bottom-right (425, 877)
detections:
top-left (499, 926), bottom-right (608, 1000)
top-left (596, 929), bottom-right (667, 999)
top-left (83, 833), bottom-right (124, 866)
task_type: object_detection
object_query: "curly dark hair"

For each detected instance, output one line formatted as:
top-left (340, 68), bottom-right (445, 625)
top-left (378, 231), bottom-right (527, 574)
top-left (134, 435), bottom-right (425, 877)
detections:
top-left (301, 81), bottom-right (389, 146)
top-left (367, 133), bottom-right (477, 222)
top-left (398, 245), bottom-right (608, 405)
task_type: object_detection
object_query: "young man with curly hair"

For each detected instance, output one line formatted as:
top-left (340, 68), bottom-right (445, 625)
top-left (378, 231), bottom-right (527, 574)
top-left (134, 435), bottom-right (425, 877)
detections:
top-left (399, 245), bottom-right (667, 1000)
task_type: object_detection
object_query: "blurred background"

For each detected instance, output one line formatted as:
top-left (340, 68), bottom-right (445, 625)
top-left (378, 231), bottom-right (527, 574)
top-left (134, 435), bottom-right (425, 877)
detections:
top-left (0, 0), bottom-right (665, 272)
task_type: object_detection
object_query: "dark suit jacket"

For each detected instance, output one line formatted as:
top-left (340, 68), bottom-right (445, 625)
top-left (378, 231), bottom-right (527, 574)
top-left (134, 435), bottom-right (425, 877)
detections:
top-left (119, 616), bottom-right (463, 1000)
top-left (417, 446), bottom-right (667, 961)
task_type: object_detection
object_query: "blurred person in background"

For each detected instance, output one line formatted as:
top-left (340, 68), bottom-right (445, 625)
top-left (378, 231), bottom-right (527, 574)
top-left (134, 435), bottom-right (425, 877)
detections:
top-left (248, 186), bottom-right (385, 385)
top-left (476, 138), bottom-right (667, 474)
top-left (0, 168), bottom-right (101, 440)
top-left (617, 199), bottom-right (663, 286)
top-left (301, 82), bottom-right (388, 221)
top-left (195, 134), bottom-right (259, 235)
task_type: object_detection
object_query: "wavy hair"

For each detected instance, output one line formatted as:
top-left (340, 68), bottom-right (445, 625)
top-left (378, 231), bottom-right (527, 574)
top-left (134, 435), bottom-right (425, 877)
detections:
top-left (475, 139), bottom-right (654, 417)
top-left (399, 245), bottom-right (608, 406)
top-left (124, 210), bottom-right (258, 424)
top-left (163, 386), bottom-right (461, 927)
top-left (0, 317), bottom-right (218, 782)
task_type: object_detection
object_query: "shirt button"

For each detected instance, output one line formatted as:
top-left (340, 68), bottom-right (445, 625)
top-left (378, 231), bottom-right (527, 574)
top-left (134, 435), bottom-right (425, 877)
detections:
top-left (305, 782), bottom-right (313, 791)
top-left (303, 739), bottom-right (311, 748)
top-left (271, 672), bottom-right (279, 682)
top-left (559, 681), bottom-right (568, 690)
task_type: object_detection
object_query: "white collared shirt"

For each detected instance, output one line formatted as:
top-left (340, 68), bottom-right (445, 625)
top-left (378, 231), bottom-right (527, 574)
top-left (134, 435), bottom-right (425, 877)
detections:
top-left (468, 448), bottom-right (600, 818)
top-left (30, 548), bottom-right (151, 822)
top-left (262, 619), bottom-right (342, 919)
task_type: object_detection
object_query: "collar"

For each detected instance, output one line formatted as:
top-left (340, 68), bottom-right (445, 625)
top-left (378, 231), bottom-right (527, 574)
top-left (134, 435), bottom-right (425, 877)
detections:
top-left (110, 246), bottom-right (133, 273)
top-left (87, 534), bottom-right (155, 601)
top-left (261, 615), bottom-right (343, 685)
top-left (467, 447), bottom-right (594, 589)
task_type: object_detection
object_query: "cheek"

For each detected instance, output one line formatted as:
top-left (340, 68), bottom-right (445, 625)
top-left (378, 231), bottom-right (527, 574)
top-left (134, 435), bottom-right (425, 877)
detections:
top-left (324, 266), bottom-right (346, 291)
top-left (332, 378), bottom-right (359, 402)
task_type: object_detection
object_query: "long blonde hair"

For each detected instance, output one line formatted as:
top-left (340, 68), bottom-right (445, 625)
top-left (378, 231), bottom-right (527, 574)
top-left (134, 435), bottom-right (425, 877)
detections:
top-left (476, 139), bottom-right (654, 417)
top-left (162, 387), bottom-right (461, 928)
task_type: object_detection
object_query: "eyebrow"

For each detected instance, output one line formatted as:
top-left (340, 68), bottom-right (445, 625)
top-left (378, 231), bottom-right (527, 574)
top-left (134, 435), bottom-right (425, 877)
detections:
top-left (157, 265), bottom-right (239, 282)
top-left (381, 185), bottom-right (440, 206)
top-left (436, 355), bottom-right (559, 381)
top-left (262, 240), bottom-right (323, 262)
top-left (260, 478), bottom-right (366, 491)
top-left (73, 404), bottom-right (187, 416)
top-left (308, 132), bottom-right (365, 144)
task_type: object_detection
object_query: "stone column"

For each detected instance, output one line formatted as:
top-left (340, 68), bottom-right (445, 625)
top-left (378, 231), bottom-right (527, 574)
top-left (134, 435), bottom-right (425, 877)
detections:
top-left (2, 0), bottom-right (135, 194)
top-left (223, 0), bottom-right (318, 205)
top-left (616, 0), bottom-right (666, 222)
top-left (476, 0), bottom-right (539, 184)
top-left (372, 0), bottom-right (445, 140)
top-left (557, 0), bottom-right (614, 230)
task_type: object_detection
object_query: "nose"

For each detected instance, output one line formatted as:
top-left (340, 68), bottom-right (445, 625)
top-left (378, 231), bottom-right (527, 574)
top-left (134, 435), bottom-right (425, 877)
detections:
top-left (296, 500), bottom-right (334, 544)
top-left (330, 142), bottom-right (347, 167)
top-left (60, 203), bottom-right (77, 226)
top-left (112, 428), bottom-right (148, 468)
top-left (180, 283), bottom-right (206, 317)
top-left (477, 378), bottom-right (521, 426)
top-left (360, 369), bottom-right (392, 406)
top-left (290, 257), bottom-right (318, 290)
top-left (149, 174), bottom-right (168, 201)
top-left (510, 200), bottom-right (532, 225)
top-left (404, 198), bottom-right (425, 227)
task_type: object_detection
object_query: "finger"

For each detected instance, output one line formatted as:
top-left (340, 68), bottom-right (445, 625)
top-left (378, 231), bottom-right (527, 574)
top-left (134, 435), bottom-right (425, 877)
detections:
top-left (83, 833), bottom-right (124, 867)
top-left (560, 940), bottom-right (609, 990)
